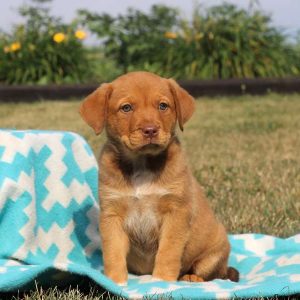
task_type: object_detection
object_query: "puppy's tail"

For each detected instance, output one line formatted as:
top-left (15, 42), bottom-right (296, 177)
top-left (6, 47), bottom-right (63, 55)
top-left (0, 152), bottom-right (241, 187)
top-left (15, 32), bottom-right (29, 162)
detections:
top-left (227, 267), bottom-right (239, 282)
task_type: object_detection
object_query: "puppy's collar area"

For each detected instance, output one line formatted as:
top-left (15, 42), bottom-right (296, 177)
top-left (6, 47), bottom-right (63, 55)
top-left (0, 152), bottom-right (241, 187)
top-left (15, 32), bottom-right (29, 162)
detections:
top-left (120, 149), bottom-right (169, 178)
top-left (103, 184), bottom-right (171, 201)
top-left (106, 136), bottom-right (180, 177)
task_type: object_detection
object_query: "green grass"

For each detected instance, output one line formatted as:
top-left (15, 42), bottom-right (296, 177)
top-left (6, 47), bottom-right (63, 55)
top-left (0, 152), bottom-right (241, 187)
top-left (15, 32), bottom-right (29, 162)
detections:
top-left (1, 93), bottom-right (300, 299)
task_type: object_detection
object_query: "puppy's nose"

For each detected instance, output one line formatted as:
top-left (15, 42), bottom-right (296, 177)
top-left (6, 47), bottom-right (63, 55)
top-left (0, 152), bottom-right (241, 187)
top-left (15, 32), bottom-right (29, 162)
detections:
top-left (142, 126), bottom-right (158, 138)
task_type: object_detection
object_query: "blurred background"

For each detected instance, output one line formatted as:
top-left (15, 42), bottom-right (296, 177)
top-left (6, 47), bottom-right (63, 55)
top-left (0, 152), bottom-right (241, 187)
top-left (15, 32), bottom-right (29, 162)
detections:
top-left (1, 0), bottom-right (300, 85)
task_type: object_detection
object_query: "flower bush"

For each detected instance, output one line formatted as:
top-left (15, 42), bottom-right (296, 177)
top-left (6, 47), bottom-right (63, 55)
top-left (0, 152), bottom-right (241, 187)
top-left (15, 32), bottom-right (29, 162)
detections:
top-left (80, 3), bottom-right (300, 80)
top-left (0, 1), bottom-right (299, 84)
top-left (0, 0), bottom-right (91, 85)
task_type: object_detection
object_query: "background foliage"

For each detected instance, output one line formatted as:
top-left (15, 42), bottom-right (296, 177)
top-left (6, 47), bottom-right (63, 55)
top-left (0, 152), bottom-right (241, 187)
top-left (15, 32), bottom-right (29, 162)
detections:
top-left (0, 0), bottom-right (91, 84)
top-left (0, 0), bottom-right (300, 84)
top-left (80, 3), bottom-right (300, 80)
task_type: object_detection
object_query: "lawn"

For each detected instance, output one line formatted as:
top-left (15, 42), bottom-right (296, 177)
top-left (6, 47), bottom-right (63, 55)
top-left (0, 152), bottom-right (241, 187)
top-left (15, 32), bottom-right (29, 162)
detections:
top-left (1, 93), bottom-right (300, 299)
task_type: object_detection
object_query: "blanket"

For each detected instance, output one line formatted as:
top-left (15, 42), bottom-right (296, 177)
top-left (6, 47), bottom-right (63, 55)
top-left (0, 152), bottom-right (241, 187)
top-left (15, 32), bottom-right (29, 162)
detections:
top-left (0, 129), bottom-right (299, 299)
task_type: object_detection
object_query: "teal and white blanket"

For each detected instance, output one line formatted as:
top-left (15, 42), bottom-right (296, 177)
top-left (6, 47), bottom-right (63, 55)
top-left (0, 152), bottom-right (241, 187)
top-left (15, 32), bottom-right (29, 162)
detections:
top-left (0, 130), bottom-right (299, 299)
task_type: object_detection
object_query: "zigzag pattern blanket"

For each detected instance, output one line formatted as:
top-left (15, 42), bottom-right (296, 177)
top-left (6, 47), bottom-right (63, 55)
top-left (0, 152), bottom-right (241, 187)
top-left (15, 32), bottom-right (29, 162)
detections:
top-left (0, 130), bottom-right (299, 299)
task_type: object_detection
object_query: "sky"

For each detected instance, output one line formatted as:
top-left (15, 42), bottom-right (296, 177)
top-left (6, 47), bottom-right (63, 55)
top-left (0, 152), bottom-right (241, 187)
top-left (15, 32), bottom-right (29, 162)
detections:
top-left (1, 0), bottom-right (299, 40)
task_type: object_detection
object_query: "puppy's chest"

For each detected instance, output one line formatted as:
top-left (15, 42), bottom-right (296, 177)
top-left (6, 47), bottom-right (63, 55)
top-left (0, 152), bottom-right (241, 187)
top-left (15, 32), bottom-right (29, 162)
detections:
top-left (124, 171), bottom-right (166, 250)
top-left (124, 201), bottom-right (159, 251)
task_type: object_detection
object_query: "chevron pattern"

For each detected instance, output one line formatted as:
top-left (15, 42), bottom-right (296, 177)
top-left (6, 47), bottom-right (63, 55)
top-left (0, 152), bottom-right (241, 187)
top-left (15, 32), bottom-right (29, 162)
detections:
top-left (0, 130), bottom-right (299, 298)
top-left (0, 130), bottom-right (101, 276)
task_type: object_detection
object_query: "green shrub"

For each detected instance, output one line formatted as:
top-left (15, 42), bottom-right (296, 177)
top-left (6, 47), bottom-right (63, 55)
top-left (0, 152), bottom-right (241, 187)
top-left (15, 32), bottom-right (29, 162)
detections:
top-left (78, 5), bottom-right (180, 76)
top-left (0, 0), bottom-right (91, 85)
top-left (85, 47), bottom-right (122, 83)
top-left (79, 3), bottom-right (300, 80)
top-left (1, 1), bottom-right (299, 84)
top-left (176, 3), bottom-right (300, 79)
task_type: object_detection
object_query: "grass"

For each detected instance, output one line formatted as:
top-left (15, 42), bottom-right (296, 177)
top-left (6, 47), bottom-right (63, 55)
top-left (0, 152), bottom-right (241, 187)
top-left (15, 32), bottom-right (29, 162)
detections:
top-left (1, 93), bottom-right (300, 299)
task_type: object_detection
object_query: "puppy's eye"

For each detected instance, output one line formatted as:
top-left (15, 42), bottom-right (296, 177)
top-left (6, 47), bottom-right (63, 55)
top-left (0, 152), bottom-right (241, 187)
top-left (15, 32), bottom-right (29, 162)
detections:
top-left (159, 102), bottom-right (168, 111)
top-left (120, 104), bottom-right (132, 113)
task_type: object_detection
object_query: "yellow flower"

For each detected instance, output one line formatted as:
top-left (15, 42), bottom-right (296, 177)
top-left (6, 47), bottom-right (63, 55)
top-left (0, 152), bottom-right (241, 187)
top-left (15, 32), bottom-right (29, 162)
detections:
top-left (3, 46), bottom-right (11, 53)
top-left (10, 42), bottom-right (21, 52)
top-left (208, 32), bottom-right (214, 40)
top-left (164, 31), bottom-right (177, 39)
top-left (75, 30), bottom-right (87, 40)
top-left (53, 32), bottom-right (65, 43)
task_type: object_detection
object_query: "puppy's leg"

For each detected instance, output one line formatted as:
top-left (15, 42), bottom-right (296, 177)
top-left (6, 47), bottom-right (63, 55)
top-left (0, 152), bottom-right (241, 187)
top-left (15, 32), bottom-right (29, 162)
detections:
top-left (187, 242), bottom-right (236, 282)
top-left (180, 251), bottom-right (227, 283)
top-left (100, 215), bottom-right (129, 284)
top-left (190, 254), bottom-right (239, 282)
top-left (152, 204), bottom-right (190, 281)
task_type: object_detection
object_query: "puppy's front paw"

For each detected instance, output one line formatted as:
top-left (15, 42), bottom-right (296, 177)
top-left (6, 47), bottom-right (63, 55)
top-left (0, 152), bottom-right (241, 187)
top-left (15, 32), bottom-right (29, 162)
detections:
top-left (179, 274), bottom-right (204, 282)
top-left (152, 270), bottom-right (177, 282)
top-left (105, 270), bottom-right (128, 285)
top-left (153, 260), bottom-right (180, 282)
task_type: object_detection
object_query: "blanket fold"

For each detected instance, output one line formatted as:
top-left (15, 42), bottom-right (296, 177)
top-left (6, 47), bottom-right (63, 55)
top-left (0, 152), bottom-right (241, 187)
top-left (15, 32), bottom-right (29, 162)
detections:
top-left (0, 130), bottom-right (299, 299)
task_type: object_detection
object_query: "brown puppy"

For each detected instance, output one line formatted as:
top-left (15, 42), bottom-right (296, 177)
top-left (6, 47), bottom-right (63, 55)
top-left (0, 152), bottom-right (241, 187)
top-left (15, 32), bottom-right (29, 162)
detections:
top-left (80, 71), bottom-right (239, 285)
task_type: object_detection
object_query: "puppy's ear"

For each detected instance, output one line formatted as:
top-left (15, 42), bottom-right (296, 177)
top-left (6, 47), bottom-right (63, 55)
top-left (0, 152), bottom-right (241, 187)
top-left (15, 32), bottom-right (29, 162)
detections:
top-left (168, 79), bottom-right (195, 131)
top-left (79, 83), bottom-right (112, 135)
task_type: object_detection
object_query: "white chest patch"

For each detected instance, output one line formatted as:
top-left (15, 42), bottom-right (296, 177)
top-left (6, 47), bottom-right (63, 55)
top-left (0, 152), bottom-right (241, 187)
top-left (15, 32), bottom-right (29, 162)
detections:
top-left (124, 206), bottom-right (158, 244)
top-left (125, 169), bottom-right (165, 249)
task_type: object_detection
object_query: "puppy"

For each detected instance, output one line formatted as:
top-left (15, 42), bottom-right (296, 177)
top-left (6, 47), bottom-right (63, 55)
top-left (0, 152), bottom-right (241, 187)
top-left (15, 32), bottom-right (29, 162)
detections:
top-left (80, 71), bottom-right (239, 284)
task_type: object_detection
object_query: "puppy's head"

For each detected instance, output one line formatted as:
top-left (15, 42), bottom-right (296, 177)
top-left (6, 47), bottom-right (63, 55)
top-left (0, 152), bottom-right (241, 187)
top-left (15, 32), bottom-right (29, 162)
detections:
top-left (80, 72), bottom-right (195, 155)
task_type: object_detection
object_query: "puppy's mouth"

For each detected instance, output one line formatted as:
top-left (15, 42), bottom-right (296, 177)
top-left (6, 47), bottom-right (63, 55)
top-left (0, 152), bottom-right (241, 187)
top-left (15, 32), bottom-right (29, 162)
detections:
top-left (143, 136), bottom-right (160, 145)
top-left (134, 139), bottom-right (166, 154)
top-left (121, 133), bottom-right (170, 154)
top-left (139, 140), bottom-right (162, 151)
